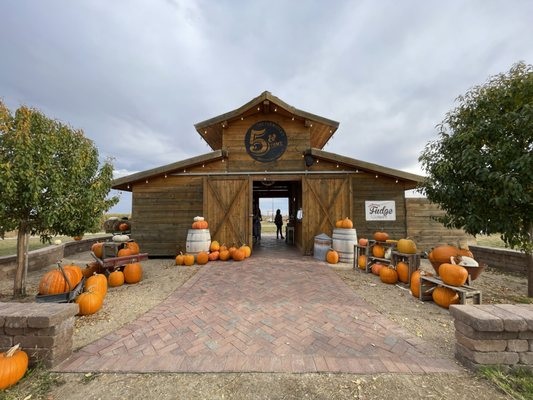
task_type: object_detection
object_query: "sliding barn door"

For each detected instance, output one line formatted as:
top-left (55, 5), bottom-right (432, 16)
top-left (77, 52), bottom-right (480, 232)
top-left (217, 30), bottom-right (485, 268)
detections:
top-left (302, 175), bottom-right (352, 254)
top-left (204, 177), bottom-right (251, 246)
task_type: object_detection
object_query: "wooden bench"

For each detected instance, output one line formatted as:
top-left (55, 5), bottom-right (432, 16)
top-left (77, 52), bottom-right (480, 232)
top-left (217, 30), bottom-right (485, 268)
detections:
top-left (419, 275), bottom-right (482, 305)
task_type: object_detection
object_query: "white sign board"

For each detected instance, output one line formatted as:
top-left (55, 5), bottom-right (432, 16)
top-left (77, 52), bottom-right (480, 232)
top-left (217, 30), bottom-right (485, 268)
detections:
top-left (365, 200), bottom-right (396, 221)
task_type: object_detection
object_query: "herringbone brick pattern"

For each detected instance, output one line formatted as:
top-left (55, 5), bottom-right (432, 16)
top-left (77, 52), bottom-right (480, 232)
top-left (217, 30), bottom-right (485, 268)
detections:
top-left (55, 238), bottom-right (458, 373)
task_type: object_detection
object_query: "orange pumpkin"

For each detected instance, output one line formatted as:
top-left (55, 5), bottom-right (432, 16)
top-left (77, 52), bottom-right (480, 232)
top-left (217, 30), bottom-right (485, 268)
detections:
top-left (0, 344), bottom-right (28, 390)
top-left (358, 238), bottom-right (368, 246)
top-left (228, 246), bottom-right (237, 258)
top-left (240, 245), bottom-right (252, 258)
top-left (326, 249), bottom-right (339, 264)
top-left (397, 238), bottom-right (417, 254)
top-left (439, 263), bottom-right (468, 286)
top-left (108, 270), bottom-right (125, 287)
top-left (358, 255), bottom-right (367, 270)
top-left (371, 263), bottom-right (384, 276)
top-left (85, 273), bottom-right (108, 297)
top-left (432, 287), bottom-right (460, 309)
top-left (336, 217), bottom-right (353, 229)
top-left (410, 270), bottom-right (434, 298)
top-left (91, 242), bottom-right (104, 259)
top-left (124, 263), bottom-right (143, 283)
top-left (192, 220), bottom-right (208, 229)
top-left (208, 251), bottom-right (220, 261)
top-left (372, 244), bottom-right (385, 258)
top-left (232, 248), bottom-right (246, 261)
top-left (118, 222), bottom-right (129, 231)
top-left (73, 235), bottom-right (83, 241)
top-left (63, 264), bottom-right (83, 287)
top-left (219, 250), bottom-right (231, 261)
top-left (219, 245), bottom-right (228, 253)
top-left (373, 231), bottom-right (389, 242)
top-left (82, 262), bottom-right (102, 278)
top-left (196, 251), bottom-right (209, 265)
top-left (379, 266), bottom-right (398, 284)
top-left (39, 266), bottom-right (78, 295)
top-left (125, 241), bottom-right (140, 255)
top-left (183, 254), bottom-right (195, 266)
top-left (117, 248), bottom-right (133, 257)
top-left (210, 240), bottom-right (220, 252)
top-left (175, 253), bottom-right (185, 265)
top-left (76, 289), bottom-right (104, 315)
top-left (396, 261), bottom-right (410, 283)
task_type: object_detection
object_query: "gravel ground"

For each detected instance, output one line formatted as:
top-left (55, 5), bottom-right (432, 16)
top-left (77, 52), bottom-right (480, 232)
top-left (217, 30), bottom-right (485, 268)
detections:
top-left (1, 251), bottom-right (525, 399)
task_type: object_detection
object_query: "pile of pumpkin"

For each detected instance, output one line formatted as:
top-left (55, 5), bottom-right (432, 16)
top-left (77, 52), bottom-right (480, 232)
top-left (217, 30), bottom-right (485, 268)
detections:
top-left (176, 240), bottom-right (252, 266)
top-left (354, 232), bottom-right (478, 309)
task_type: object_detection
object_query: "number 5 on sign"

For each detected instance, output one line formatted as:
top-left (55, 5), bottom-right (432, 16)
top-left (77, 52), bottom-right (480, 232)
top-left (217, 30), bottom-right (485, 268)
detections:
top-left (248, 129), bottom-right (268, 155)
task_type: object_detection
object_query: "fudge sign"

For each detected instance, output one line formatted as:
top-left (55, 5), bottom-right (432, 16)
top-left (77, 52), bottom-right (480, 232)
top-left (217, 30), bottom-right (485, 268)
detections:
top-left (245, 121), bottom-right (287, 162)
top-left (365, 200), bottom-right (396, 221)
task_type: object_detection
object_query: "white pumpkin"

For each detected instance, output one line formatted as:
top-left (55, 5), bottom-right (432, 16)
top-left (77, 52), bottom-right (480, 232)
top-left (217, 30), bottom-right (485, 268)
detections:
top-left (193, 216), bottom-right (205, 222)
top-left (53, 239), bottom-right (62, 245)
top-left (451, 255), bottom-right (479, 267)
top-left (112, 234), bottom-right (130, 242)
top-left (384, 247), bottom-right (392, 260)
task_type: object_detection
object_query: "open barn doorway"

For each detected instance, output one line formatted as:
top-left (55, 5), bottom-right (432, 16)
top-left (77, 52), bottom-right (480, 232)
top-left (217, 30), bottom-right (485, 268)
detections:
top-left (252, 179), bottom-right (301, 252)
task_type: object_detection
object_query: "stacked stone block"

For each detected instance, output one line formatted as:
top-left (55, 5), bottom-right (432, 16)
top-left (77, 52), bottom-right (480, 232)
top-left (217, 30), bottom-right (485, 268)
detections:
top-left (0, 302), bottom-right (78, 368)
top-left (450, 304), bottom-right (533, 370)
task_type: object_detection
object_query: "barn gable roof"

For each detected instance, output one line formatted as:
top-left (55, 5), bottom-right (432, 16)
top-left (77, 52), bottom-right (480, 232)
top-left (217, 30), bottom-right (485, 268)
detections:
top-left (194, 91), bottom-right (339, 150)
top-left (112, 150), bottom-right (227, 191)
top-left (306, 148), bottom-right (424, 189)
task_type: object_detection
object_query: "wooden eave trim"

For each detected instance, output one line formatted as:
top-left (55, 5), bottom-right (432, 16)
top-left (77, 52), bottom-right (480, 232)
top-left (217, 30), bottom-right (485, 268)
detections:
top-left (305, 148), bottom-right (425, 186)
top-left (112, 150), bottom-right (228, 191)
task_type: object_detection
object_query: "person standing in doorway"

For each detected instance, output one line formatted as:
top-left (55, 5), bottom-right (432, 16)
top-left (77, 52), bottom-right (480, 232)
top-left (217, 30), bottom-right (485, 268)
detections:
top-left (275, 209), bottom-right (284, 239)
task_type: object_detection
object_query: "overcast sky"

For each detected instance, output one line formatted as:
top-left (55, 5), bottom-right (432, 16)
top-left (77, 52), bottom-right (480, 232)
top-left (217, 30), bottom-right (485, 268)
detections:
top-left (1, 0), bottom-right (532, 213)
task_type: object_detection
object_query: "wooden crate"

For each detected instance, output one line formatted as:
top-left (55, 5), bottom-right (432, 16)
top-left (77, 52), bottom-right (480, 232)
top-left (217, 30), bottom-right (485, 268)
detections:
top-left (391, 251), bottom-right (420, 286)
top-left (419, 275), bottom-right (482, 305)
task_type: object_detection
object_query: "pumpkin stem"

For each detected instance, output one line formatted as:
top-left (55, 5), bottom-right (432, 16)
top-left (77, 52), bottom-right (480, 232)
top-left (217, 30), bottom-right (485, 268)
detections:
top-left (6, 343), bottom-right (20, 357)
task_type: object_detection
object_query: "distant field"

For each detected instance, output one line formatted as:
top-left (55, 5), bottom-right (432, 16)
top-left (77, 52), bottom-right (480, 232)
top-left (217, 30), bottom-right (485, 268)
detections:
top-left (0, 233), bottom-right (109, 257)
top-left (475, 234), bottom-right (507, 249)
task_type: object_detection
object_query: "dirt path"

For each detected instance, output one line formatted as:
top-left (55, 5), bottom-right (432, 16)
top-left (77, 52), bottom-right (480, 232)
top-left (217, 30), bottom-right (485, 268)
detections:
top-left (1, 250), bottom-right (524, 399)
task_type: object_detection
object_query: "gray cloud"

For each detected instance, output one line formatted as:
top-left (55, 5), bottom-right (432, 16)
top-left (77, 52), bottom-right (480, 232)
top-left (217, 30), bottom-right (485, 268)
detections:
top-left (1, 0), bottom-right (532, 212)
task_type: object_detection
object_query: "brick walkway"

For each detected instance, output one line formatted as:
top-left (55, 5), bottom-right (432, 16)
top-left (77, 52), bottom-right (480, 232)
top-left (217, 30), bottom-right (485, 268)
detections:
top-left (55, 236), bottom-right (458, 374)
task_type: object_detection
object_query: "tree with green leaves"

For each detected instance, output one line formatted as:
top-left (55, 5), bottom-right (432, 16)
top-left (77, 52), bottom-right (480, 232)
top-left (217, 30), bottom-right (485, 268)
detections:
top-left (419, 61), bottom-right (533, 296)
top-left (0, 101), bottom-right (118, 297)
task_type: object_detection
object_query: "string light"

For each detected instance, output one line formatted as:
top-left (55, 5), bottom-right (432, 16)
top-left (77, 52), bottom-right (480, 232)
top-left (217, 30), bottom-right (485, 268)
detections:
top-left (145, 179), bottom-right (149, 183)
top-left (395, 179), bottom-right (399, 183)
top-left (375, 175), bottom-right (378, 178)
top-left (164, 174), bottom-right (167, 178)
top-left (336, 164), bottom-right (339, 168)
top-left (127, 184), bottom-right (130, 189)
top-left (274, 108), bottom-right (277, 112)
top-left (202, 164), bottom-right (205, 168)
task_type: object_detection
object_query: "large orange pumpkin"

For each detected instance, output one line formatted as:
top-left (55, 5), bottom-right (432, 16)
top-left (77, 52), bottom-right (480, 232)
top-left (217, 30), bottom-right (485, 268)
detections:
top-left (196, 251), bottom-right (209, 265)
top-left (396, 261), bottom-right (410, 283)
top-left (372, 244), bottom-right (385, 258)
top-left (240, 245), bottom-right (252, 258)
top-left (0, 344), bottom-right (29, 390)
top-left (108, 270), bottom-right (125, 287)
top-left (210, 240), bottom-right (220, 252)
top-left (76, 290), bottom-right (104, 315)
top-left (371, 263), bottom-right (384, 276)
top-left (124, 263), bottom-right (143, 283)
top-left (219, 250), bottom-right (231, 261)
top-left (379, 266), bottom-right (398, 284)
top-left (232, 248), bottom-right (246, 261)
top-left (439, 263), bottom-right (469, 286)
top-left (373, 231), bottom-right (389, 242)
top-left (336, 217), bottom-right (353, 229)
top-left (117, 247), bottom-right (133, 257)
top-left (326, 249), bottom-right (339, 264)
top-left (410, 270), bottom-right (434, 298)
top-left (91, 242), bottom-right (104, 259)
top-left (85, 273), bottom-right (108, 297)
top-left (125, 241), bottom-right (140, 255)
top-left (39, 266), bottom-right (78, 295)
top-left (432, 287), bottom-right (460, 309)
top-left (63, 264), bottom-right (83, 287)
top-left (183, 254), bottom-right (195, 266)
top-left (358, 255), bottom-right (367, 270)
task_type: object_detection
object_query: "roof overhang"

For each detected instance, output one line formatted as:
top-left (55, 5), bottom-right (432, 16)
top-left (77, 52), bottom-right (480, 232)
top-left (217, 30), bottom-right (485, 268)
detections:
top-left (194, 91), bottom-right (340, 150)
top-left (112, 150), bottom-right (227, 191)
top-left (305, 148), bottom-right (424, 190)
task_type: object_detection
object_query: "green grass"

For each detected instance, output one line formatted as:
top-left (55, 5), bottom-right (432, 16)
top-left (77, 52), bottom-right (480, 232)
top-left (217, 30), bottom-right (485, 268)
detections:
top-left (475, 234), bottom-right (507, 249)
top-left (480, 366), bottom-right (533, 399)
top-left (0, 233), bottom-right (108, 257)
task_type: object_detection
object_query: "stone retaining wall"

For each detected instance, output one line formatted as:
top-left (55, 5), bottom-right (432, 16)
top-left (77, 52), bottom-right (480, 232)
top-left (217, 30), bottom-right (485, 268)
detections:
top-left (469, 245), bottom-right (527, 274)
top-left (0, 235), bottom-right (111, 280)
top-left (450, 304), bottom-right (533, 370)
top-left (0, 302), bottom-right (78, 368)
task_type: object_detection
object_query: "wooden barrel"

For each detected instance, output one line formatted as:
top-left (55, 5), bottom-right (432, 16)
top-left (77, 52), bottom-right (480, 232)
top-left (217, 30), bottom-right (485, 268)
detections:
top-left (313, 233), bottom-right (332, 261)
top-left (332, 228), bottom-right (357, 264)
top-left (186, 229), bottom-right (211, 254)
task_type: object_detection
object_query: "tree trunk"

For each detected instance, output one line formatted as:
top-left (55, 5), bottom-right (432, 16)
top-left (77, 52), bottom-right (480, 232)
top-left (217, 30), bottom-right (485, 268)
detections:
top-left (526, 224), bottom-right (533, 297)
top-left (13, 221), bottom-right (29, 298)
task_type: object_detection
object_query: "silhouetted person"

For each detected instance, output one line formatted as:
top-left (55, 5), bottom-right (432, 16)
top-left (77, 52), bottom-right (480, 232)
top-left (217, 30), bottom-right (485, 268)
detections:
top-left (275, 209), bottom-right (284, 239)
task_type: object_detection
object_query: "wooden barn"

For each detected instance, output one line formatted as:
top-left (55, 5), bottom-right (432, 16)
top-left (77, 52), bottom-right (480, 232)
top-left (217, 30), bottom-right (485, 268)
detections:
top-left (112, 91), bottom-right (425, 257)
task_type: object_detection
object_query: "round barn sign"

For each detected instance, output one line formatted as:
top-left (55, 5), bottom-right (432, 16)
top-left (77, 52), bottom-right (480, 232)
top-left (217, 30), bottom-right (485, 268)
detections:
top-left (244, 121), bottom-right (287, 162)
